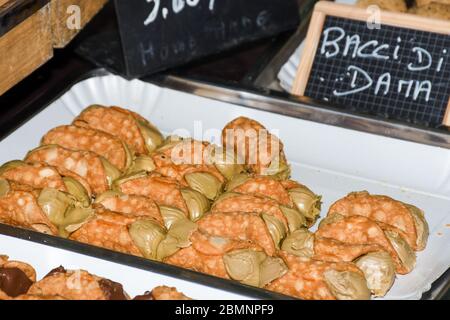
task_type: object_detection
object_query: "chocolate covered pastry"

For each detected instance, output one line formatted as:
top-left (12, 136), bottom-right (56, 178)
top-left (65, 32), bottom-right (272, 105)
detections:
top-left (0, 256), bottom-right (36, 299)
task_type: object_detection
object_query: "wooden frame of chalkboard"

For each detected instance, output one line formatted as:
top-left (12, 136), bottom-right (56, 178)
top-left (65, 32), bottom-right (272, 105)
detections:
top-left (292, 1), bottom-right (450, 127)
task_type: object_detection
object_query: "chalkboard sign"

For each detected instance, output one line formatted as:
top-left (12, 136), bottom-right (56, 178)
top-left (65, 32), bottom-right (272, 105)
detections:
top-left (292, 1), bottom-right (450, 128)
top-left (114, 0), bottom-right (300, 77)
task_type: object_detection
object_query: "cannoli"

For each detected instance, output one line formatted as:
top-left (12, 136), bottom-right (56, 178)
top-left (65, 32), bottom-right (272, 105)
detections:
top-left (25, 145), bottom-right (121, 195)
top-left (0, 255), bottom-right (36, 298)
top-left (134, 286), bottom-right (192, 300)
top-left (95, 191), bottom-right (164, 225)
top-left (152, 137), bottom-right (228, 195)
top-left (266, 252), bottom-right (371, 300)
top-left (197, 212), bottom-right (278, 255)
top-left (69, 206), bottom-right (197, 261)
top-left (114, 172), bottom-right (210, 222)
top-left (212, 193), bottom-right (305, 237)
top-left (28, 266), bottom-right (129, 300)
top-left (328, 191), bottom-right (429, 250)
top-left (282, 229), bottom-right (395, 296)
top-left (226, 175), bottom-right (322, 227)
top-left (164, 231), bottom-right (287, 287)
top-left (73, 105), bottom-right (163, 155)
top-left (222, 117), bottom-right (290, 179)
top-left (0, 161), bottom-right (91, 206)
top-left (0, 179), bottom-right (58, 235)
top-left (317, 214), bottom-right (416, 274)
top-left (41, 125), bottom-right (134, 171)
top-left (13, 294), bottom-right (66, 300)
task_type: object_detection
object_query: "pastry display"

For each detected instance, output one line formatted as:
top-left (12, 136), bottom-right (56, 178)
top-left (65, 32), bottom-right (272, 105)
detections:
top-left (0, 258), bottom-right (190, 300)
top-left (0, 105), bottom-right (429, 300)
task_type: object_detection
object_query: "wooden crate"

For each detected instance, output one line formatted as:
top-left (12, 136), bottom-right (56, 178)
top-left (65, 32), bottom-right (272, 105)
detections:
top-left (0, 0), bottom-right (107, 96)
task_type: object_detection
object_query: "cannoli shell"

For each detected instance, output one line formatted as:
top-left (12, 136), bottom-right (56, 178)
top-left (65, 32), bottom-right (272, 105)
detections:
top-left (313, 237), bottom-right (384, 263)
top-left (152, 140), bottom-right (224, 184)
top-left (25, 145), bottom-right (109, 195)
top-left (212, 194), bottom-right (288, 230)
top-left (231, 176), bottom-right (292, 206)
top-left (316, 215), bottom-right (408, 273)
top-left (0, 163), bottom-right (67, 192)
top-left (98, 194), bottom-right (164, 225)
top-left (164, 231), bottom-right (261, 279)
top-left (329, 192), bottom-right (418, 250)
top-left (0, 189), bottom-right (58, 235)
top-left (42, 125), bottom-right (130, 171)
top-left (198, 212), bottom-right (276, 256)
top-left (0, 256), bottom-right (36, 298)
top-left (222, 117), bottom-right (286, 175)
top-left (117, 174), bottom-right (189, 214)
top-left (13, 294), bottom-right (67, 300)
top-left (74, 105), bottom-right (147, 154)
top-left (69, 207), bottom-right (143, 257)
top-left (266, 252), bottom-right (364, 300)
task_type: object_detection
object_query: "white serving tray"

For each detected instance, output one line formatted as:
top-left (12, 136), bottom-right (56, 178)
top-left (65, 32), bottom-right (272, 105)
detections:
top-left (0, 74), bottom-right (449, 300)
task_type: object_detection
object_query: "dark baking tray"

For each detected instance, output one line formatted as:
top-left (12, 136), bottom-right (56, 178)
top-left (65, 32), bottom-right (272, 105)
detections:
top-left (0, 68), bottom-right (448, 300)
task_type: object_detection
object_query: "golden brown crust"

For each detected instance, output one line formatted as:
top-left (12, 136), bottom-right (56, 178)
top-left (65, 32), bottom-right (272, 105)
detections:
top-left (69, 207), bottom-right (143, 257)
top-left (152, 139), bottom-right (225, 184)
top-left (25, 145), bottom-right (109, 195)
top-left (212, 194), bottom-right (288, 230)
top-left (313, 237), bottom-right (383, 263)
top-left (230, 176), bottom-right (292, 206)
top-left (97, 194), bottom-right (164, 225)
top-left (164, 231), bottom-right (261, 279)
top-left (266, 252), bottom-right (363, 300)
top-left (117, 173), bottom-right (189, 214)
top-left (42, 125), bottom-right (130, 171)
top-left (198, 212), bottom-right (276, 256)
top-left (0, 162), bottom-right (67, 192)
top-left (222, 117), bottom-right (288, 176)
top-left (328, 192), bottom-right (418, 250)
top-left (74, 105), bottom-right (147, 155)
top-left (317, 215), bottom-right (408, 273)
top-left (0, 189), bottom-right (58, 235)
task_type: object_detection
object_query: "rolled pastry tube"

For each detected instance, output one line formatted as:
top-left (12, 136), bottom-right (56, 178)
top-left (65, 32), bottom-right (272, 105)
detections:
top-left (152, 138), bottom-right (226, 196)
top-left (0, 161), bottom-right (91, 207)
top-left (212, 193), bottom-right (301, 235)
top-left (281, 230), bottom-right (396, 297)
top-left (328, 191), bottom-right (428, 251)
top-left (114, 172), bottom-right (210, 222)
top-left (222, 117), bottom-right (290, 179)
top-left (25, 145), bottom-right (121, 195)
top-left (164, 231), bottom-right (287, 287)
top-left (41, 125), bottom-right (134, 171)
top-left (69, 206), bottom-right (163, 258)
top-left (0, 255), bottom-right (36, 298)
top-left (95, 191), bottom-right (164, 225)
top-left (73, 105), bottom-right (164, 155)
top-left (197, 212), bottom-right (278, 255)
top-left (226, 175), bottom-right (322, 227)
top-left (134, 286), bottom-right (192, 300)
top-left (69, 205), bottom-right (196, 261)
top-left (266, 252), bottom-right (371, 300)
top-left (0, 179), bottom-right (58, 235)
top-left (28, 266), bottom-right (129, 300)
top-left (317, 214), bottom-right (416, 274)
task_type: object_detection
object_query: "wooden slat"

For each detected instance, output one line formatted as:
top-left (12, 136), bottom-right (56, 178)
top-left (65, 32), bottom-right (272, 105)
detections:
top-left (0, 4), bottom-right (53, 96)
top-left (51, 0), bottom-right (107, 48)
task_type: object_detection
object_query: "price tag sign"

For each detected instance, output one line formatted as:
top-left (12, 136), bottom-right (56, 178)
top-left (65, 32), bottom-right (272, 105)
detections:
top-left (293, 1), bottom-right (450, 127)
top-left (114, 0), bottom-right (299, 77)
